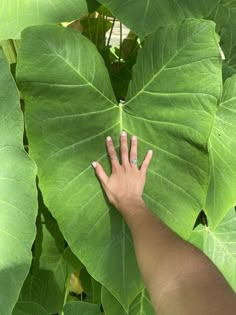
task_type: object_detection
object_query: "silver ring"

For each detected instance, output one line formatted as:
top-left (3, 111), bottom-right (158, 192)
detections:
top-left (131, 158), bottom-right (138, 165)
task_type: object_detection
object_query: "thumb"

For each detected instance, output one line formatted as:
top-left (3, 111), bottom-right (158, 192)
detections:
top-left (92, 161), bottom-right (108, 186)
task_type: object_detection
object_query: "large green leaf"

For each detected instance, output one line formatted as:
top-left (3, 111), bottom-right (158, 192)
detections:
top-left (12, 302), bottom-right (49, 315)
top-left (102, 287), bottom-right (155, 315)
top-left (189, 207), bottom-right (236, 291)
top-left (205, 75), bottom-right (236, 226)
top-left (0, 49), bottom-right (37, 314)
top-left (97, 0), bottom-right (217, 38)
top-left (16, 20), bottom-right (221, 309)
top-left (63, 301), bottom-right (101, 315)
top-left (0, 0), bottom-right (99, 40)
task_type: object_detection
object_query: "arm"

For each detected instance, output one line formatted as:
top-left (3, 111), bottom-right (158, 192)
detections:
top-left (92, 132), bottom-right (236, 315)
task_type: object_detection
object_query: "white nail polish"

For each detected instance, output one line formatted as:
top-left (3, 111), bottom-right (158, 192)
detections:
top-left (121, 131), bottom-right (127, 136)
top-left (148, 150), bottom-right (153, 155)
top-left (92, 161), bottom-right (97, 168)
top-left (132, 135), bottom-right (137, 141)
top-left (106, 136), bottom-right (112, 141)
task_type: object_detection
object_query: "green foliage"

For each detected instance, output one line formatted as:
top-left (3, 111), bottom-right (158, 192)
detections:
top-left (0, 0), bottom-right (236, 314)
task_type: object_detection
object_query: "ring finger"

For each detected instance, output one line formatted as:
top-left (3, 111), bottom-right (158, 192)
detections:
top-left (130, 135), bottom-right (138, 167)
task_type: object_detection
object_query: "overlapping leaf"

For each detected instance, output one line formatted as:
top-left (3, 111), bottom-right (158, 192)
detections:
top-left (98, 0), bottom-right (218, 38)
top-left (189, 207), bottom-right (236, 290)
top-left (205, 75), bottom-right (236, 225)
top-left (0, 49), bottom-right (37, 315)
top-left (17, 20), bottom-right (221, 309)
top-left (0, 0), bottom-right (99, 40)
top-left (20, 195), bottom-right (82, 313)
top-left (102, 287), bottom-right (155, 315)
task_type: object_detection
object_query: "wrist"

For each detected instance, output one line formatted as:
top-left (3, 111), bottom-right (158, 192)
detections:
top-left (116, 196), bottom-right (146, 218)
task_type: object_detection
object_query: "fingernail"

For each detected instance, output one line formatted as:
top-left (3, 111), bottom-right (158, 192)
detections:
top-left (92, 161), bottom-right (97, 168)
top-left (132, 135), bottom-right (137, 141)
top-left (106, 136), bottom-right (112, 141)
top-left (148, 150), bottom-right (153, 155)
top-left (121, 131), bottom-right (127, 136)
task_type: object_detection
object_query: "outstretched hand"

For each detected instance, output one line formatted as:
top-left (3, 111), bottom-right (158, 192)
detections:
top-left (92, 131), bottom-right (153, 214)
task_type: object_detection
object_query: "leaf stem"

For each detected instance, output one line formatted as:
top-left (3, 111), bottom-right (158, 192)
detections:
top-left (118, 22), bottom-right (122, 70)
top-left (107, 17), bottom-right (116, 47)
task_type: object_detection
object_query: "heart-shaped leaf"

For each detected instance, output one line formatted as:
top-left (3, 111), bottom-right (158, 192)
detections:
top-left (16, 20), bottom-right (221, 309)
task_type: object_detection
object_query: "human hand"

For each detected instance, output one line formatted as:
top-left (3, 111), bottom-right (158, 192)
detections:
top-left (92, 131), bottom-right (153, 214)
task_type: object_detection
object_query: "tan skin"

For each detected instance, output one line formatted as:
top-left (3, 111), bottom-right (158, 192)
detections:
top-left (92, 131), bottom-right (236, 315)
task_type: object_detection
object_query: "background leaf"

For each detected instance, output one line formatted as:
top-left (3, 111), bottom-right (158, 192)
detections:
top-left (97, 0), bottom-right (218, 38)
top-left (12, 302), bottom-right (49, 315)
top-left (0, 0), bottom-right (99, 40)
top-left (63, 301), bottom-right (101, 315)
top-left (0, 49), bottom-right (37, 315)
top-left (17, 20), bottom-right (222, 310)
top-left (189, 207), bottom-right (236, 290)
top-left (205, 75), bottom-right (236, 226)
top-left (19, 191), bottom-right (82, 313)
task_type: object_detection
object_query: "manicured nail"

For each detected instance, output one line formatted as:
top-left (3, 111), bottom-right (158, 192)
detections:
top-left (132, 135), bottom-right (137, 141)
top-left (148, 150), bottom-right (153, 155)
top-left (121, 131), bottom-right (127, 136)
top-left (106, 136), bottom-right (112, 141)
top-left (92, 161), bottom-right (97, 168)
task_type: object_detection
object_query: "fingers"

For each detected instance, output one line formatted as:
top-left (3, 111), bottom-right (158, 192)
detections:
top-left (130, 135), bottom-right (138, 167)
top-left (106, 136), bottom-right (119, 168)
top-left (140, 150), bottom-right (153, 176)
top-left (92, 161), bottom-right (108, 185)
top-left (120, 131), bottom-right (129, 166)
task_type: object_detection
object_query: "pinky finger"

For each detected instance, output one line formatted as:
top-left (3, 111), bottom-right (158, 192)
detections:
top-left (140, 150), bottom-right (153, 176)
top-left (92, 161), bottom-right (108, 186)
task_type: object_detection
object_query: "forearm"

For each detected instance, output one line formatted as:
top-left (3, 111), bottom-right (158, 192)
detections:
top-left (119, 198), bottom-right (236, 315)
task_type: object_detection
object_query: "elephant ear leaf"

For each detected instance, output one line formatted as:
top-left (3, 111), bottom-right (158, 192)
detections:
top-left (0, 49), bottom-right (37, 315)
top-left (16, 20), bottom-right (222, 311)
top-left (189, 207), bottom-right (236, 291)
top-left (205, 75), bottom-right (236, 226)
